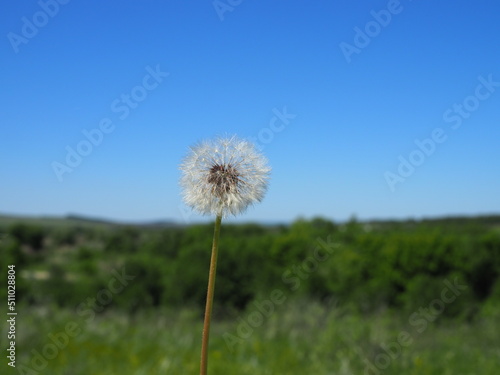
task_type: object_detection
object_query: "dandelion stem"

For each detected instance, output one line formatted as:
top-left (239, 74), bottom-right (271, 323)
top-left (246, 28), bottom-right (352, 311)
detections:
top-left (200, 214), bottom-right (222, 375)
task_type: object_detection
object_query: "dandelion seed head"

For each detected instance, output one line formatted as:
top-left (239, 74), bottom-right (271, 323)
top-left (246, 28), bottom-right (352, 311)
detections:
top-left (180, 136), bottom-right (271, 217)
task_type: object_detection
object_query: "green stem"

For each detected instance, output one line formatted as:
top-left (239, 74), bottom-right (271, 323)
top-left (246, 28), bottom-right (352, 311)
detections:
top-left (200, 214), bottom-right (222, 375)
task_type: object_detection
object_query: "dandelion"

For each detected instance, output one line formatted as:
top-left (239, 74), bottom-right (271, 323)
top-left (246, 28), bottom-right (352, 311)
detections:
top-left (180, 136), bottom-right (270, 217)
top-left (179, 135), bottom-right (270, 375)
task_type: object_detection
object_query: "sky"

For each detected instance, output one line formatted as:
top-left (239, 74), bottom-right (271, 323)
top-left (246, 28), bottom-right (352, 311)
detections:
top-left (1, 0), bottom-right (500, 224)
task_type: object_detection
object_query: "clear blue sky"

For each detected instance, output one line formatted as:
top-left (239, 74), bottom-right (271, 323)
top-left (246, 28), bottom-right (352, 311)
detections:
top-left (1, 1), bottom-right (500, 224)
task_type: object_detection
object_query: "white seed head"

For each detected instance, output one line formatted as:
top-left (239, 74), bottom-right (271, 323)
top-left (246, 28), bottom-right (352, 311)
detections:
top-left (180, 136), bottom-right (271, 217)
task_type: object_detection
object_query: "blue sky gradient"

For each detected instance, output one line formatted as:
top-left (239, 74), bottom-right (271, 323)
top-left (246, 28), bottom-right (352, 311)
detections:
top-left (1, 0), bottom-right (500, 223)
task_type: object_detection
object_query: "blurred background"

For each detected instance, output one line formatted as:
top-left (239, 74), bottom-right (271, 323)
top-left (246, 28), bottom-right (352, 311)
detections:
top-left (1, 1), bottom-right (500, 374)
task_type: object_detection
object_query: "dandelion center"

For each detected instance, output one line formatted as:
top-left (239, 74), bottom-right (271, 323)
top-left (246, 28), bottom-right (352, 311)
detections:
top-left (207, 163), bottom-right (241, 196)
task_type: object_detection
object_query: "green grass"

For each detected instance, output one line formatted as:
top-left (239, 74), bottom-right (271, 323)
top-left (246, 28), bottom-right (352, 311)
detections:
top-left (8, 300), bottom-right (500, 374)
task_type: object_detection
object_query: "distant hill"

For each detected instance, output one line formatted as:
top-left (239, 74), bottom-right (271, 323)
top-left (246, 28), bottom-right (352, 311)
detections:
top-left (0, 213), bottom-right (180, 229)
top-left (0, 212), bottom-right (499, 230)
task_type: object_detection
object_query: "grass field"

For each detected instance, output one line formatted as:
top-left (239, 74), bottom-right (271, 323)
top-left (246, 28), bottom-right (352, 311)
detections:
top-left (7, 300), bottom-right (500, 375)
top-left (2, 215), bottom-right (499, 374)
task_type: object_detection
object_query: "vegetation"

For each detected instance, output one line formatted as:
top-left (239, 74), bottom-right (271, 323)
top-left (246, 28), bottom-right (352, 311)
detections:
top-left (1, 214), bottom-right (499, 373)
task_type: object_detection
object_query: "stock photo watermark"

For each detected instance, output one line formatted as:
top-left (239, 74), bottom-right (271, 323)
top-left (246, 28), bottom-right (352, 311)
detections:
top-left (51, 64), bottom-right (169, 182)
top-left (178, 106), bottom-right (296, 223)
top-left (339, 0), bottom-right (407, 63)
top-left (362, 278), bottom-right (467, 374)
top-left (384, 74), bottom-right (500, 192)
top-left (7, 0), bottom-right (71, 54)
top-left (15, 267), bottom-right (135, 374)
top-left (249, 106), bottom-right (297, 152)
top-left (213, 0), bottom-right (243, 21)
top-left (223, 236), bottom-right (339, 352)
top-left (6, 265), bottom-right (17, 368)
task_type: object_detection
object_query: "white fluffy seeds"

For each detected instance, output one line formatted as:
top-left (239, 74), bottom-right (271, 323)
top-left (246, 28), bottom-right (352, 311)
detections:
top-left (180, 136), bottom-right (271, 217)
